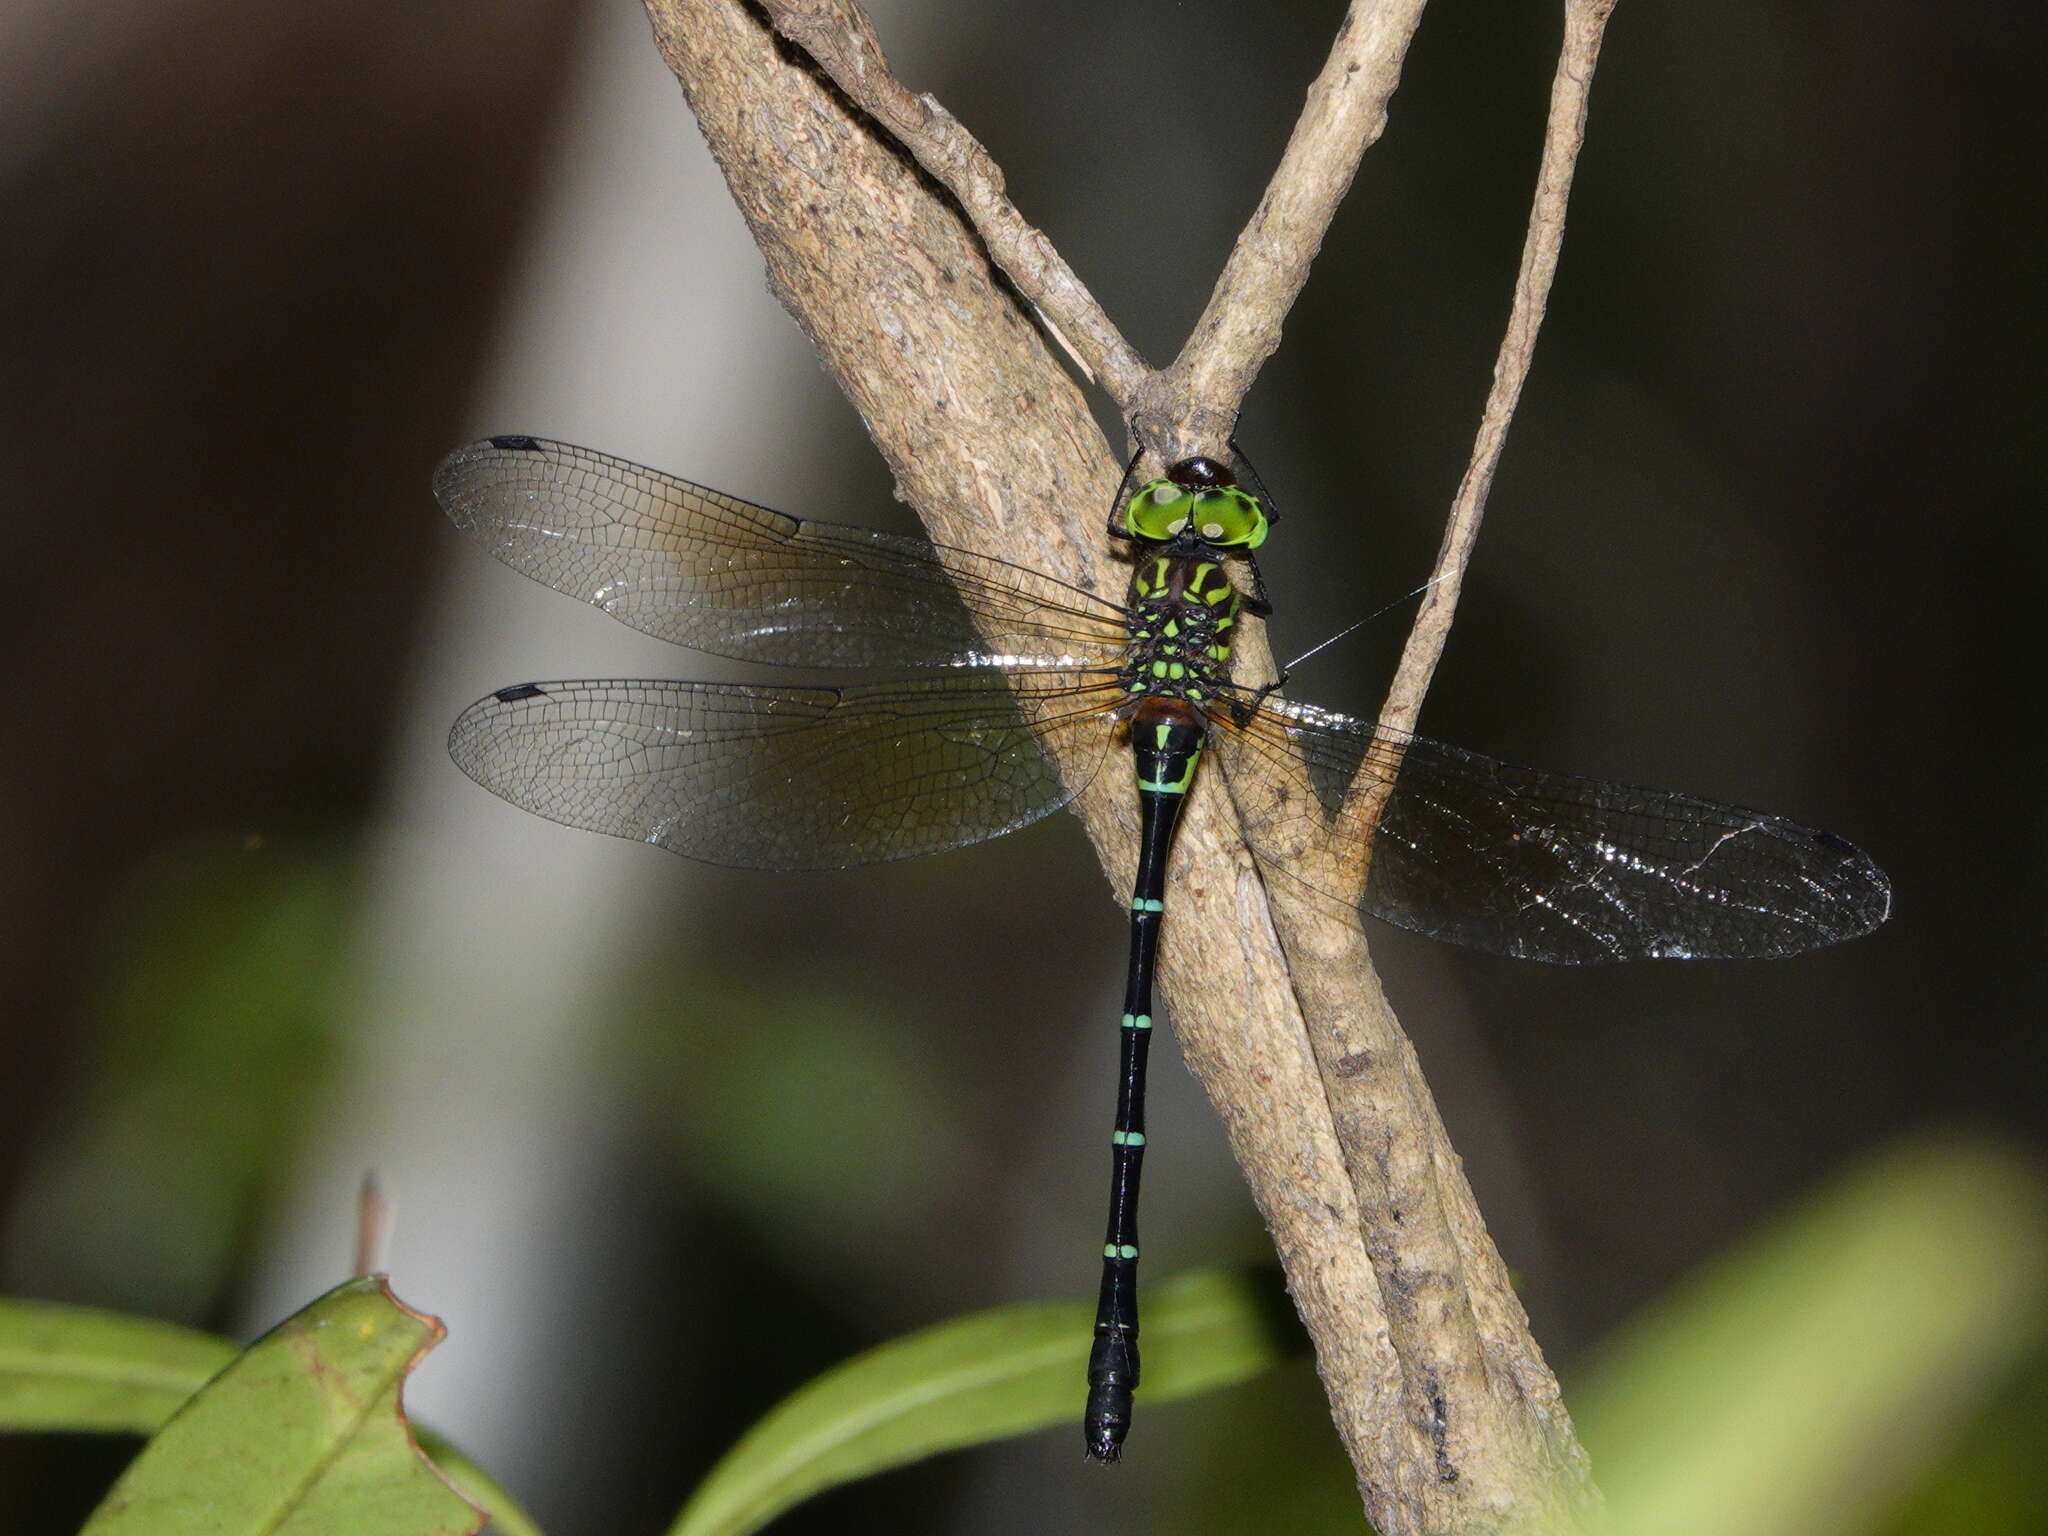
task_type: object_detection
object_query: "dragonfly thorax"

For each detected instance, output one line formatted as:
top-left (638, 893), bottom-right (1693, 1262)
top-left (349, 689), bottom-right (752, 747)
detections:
top-left (1119, 552), bottom-right (1243, 709)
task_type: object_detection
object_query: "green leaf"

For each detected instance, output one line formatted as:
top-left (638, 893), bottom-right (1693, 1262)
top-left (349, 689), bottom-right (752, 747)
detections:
top-left (78, 1276), bottom-right (482, 1536)
top-left (668, 1265), bottom-right (1299, 1536)
top-left (0, 1289), bottom-right (543, 1536)
top-left (1575, 1136), bottom-right (2048, 1536)
top-left (0, 1298), bottom-right (235, 1432)
top-left (416, 1431), bottom-right (548, 1536)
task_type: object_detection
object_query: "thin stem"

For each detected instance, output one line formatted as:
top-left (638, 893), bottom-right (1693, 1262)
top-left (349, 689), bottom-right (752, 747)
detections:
top-left (756, 0), bottom-right (1152, 405)
top-left (1162, 0), bottom-right (1432, 455)
top-left (1373, 0), bottom-right (1620, 746)
top-left (643, 1), bottom-right (1618, 1527)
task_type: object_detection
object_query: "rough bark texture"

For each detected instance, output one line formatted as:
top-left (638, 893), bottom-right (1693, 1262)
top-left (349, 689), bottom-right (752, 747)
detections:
top-left (642, 1), bottom-right (1600, 1529)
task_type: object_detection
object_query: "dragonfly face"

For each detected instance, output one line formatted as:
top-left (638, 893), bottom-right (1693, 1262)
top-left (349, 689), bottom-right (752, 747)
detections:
top-left (1121, 457), bottom-right (1270, 550)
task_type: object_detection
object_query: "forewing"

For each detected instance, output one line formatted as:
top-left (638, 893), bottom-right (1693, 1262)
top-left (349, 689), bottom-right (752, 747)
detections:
top-left (448, 670), bottom-right (1121, 872)
top-left (434, 437), bottom-right (1126, 669)
top-left (1220, 700), bottom-right (1892, 963)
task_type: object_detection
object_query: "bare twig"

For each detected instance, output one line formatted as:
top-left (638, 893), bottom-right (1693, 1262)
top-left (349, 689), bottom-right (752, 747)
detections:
top-left (642, 6), bottom-right (1419, 1517)
top-left (753, 0), bottom-right (1439, 469)
top-left (354, 1173), bottom-right (392, 1278)
top-left (642, 0), bottom-right (1617, 1529)
top-left (1274, 8), bottom-right (1621, 1526)
top-left (1374, 0), bottom-right (1620, 743)
top-left (1162, 0), bottom-right (1432, 455)
top-left (757, 0), bottom-right (1150, 405)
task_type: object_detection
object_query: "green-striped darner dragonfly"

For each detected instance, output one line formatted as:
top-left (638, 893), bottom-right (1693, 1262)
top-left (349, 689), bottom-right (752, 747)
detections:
top-left (436, 435), bottom-right (1890, 1458)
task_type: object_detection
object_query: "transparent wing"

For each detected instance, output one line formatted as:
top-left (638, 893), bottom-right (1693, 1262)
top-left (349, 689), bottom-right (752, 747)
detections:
top-left (1217, 698), bottom-right (1893, 963)
top-left (434, 437), bottom-right (1129, 669)
top-left (449, 669), bottom-right (1124, 872)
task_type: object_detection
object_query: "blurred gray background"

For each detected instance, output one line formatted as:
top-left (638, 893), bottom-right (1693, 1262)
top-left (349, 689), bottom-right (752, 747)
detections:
top-left (1, 2), bottom-right (2040, 1532)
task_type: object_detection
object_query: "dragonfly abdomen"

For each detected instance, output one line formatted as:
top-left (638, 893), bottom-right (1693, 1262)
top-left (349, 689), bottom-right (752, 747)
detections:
top-left (1088, 543), bottom-right (1250, 1458)
top-left (1087, 692), bottom-right (1210, 1459)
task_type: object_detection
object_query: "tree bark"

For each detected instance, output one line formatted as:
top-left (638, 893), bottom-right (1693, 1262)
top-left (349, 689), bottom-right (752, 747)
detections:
top-left (640, 2), bottom-right (1605, 1528)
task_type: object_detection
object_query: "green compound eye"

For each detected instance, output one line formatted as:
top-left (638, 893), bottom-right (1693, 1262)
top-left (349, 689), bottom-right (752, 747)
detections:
top-left (1124, 480), bottom-right (1192, 541)
top-left (1122, 475), bottom-right (1269, 548)
top-left (1191, 489), bottom-right (1264, 547)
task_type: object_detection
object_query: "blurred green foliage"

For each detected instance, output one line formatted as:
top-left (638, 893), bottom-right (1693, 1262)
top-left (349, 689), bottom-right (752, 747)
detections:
top-left (3, 830), bottom-right (2048, 1531)
top-left (1575, 1137), bottom-right (2048, 1536)
top-left (6, 1134), bottom-right (2045, 1533)
top-left (2, 834), bottom-right (352, 1323)
top-left (669, 1266), bottom-right (1302, 1536)
top-left (620, 964), bottom-right (980, 1288)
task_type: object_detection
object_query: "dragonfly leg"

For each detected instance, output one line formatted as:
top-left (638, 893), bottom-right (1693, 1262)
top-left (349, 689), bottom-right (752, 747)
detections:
top-left (1239, 552), bottom-right (1274, 618)
top-left (1225, 435), bottom-right (1279, 526)
top-left (1105, 443), bottom-right (1149, 542)
top-left (1219, 671), bottom-right (1288, 730)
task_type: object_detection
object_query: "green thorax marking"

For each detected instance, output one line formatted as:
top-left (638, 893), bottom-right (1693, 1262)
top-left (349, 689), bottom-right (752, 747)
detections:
top-left (1121, 554), bottom-right (1244, 704)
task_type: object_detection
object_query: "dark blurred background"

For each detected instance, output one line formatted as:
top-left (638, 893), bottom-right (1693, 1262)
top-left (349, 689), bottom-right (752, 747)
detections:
top-left (1, 1), bottom-right (2041, 1532)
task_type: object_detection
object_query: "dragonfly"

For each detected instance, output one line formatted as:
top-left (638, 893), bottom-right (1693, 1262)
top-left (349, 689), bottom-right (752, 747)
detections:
top-left (435, 434), bottom-right (1891, 1460)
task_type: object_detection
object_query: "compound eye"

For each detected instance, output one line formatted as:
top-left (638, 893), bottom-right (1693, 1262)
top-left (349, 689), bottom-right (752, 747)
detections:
top-left (1124, 479), bottom-right (1194, 541)
top-left (1192, 489), bottom-right (1268, 549)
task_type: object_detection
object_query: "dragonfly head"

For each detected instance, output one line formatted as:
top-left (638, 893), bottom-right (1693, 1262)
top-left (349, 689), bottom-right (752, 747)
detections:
top-left (1121, 457), bottom-right (1270, 551)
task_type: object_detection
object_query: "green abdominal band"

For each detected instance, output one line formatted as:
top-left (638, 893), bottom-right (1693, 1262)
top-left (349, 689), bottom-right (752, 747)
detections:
top-left (1135, 742), bottom-right (1202, 797)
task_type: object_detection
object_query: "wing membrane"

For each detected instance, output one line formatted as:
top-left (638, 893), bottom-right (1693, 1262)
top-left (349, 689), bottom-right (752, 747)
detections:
top-left (1219, 699), bottom-right (1892, 963)
top-left (435, 437), bottom-right (1127, 669)
top-left (440, 437), bottom-right (1892, 962)
top-left (449, 669), bottom-right (1124, 871)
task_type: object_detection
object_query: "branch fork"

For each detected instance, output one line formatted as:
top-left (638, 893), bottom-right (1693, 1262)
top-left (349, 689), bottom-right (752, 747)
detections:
top-left (644, 2), bottom-right (1617, 1529)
